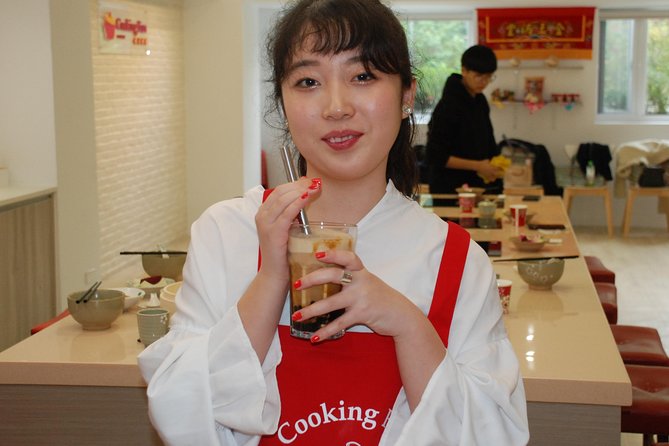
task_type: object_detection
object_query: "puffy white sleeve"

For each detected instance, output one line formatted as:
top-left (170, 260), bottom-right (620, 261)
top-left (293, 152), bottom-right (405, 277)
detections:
top-left (384, 241), bottom-right (529, 446)
top-left (137, 192), bottom-right (282, 445)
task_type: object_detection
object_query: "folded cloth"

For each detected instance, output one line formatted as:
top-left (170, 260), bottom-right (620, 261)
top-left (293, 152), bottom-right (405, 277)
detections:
top-left (614, 139), bottom-right (669, 214)
top-left (480, 155), bottom-right (511, 183)
top-left (615, 139), bottom-right (669, 191)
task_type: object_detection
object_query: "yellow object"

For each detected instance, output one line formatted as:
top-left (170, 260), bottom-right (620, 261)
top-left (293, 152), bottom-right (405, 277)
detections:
top-left (479, 155), bottom-right (511, 183)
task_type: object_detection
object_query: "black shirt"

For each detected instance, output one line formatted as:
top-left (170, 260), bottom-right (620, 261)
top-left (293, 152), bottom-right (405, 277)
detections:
top-left (426, 73), bottom-right (501, 194)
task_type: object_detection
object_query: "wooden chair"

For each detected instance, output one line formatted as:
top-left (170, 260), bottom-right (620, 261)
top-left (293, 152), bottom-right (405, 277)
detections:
top-left (503, 185), bottom-right (544, 196)
top-left (622, 185), bottom-right (669, 237)
top-left (563, 185), bottom-right (614, 237)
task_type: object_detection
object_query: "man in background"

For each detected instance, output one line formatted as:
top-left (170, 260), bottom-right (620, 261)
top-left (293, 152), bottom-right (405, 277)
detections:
top-left (426, 45), bottom-right (504, 193)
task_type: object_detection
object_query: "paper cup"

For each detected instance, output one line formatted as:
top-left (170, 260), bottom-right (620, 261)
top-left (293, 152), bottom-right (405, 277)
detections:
top-left (510, 204), bottom-right (528, 227)
top-left (458, 193), bottom-right (476, 213)
top-left (497, 279), bottom-right (512, 314)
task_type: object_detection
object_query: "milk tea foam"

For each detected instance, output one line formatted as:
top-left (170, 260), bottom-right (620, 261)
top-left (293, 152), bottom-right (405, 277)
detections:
top-left (288, 224), bottom-right (356, 339)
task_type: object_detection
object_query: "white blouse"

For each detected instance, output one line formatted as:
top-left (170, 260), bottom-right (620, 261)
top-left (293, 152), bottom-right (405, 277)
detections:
top-left (138, 182), bottom-right (529, 445)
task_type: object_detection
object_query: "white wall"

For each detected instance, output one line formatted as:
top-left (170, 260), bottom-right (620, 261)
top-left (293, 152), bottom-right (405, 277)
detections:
top-left (183, 0), bottom-right (252, 224)
top-left (0, 1), bottom-right (57, 187)
top-left (91, 0), bottom-right (188, 279)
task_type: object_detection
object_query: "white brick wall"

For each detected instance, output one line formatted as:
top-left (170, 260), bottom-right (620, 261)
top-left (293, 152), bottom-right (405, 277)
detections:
top-left (90, 0), bottom-right (187, 279)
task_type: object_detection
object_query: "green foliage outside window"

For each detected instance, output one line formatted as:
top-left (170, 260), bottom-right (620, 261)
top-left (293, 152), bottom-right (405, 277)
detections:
top-left (402, 20), bottom-right (470, 115)
top-left (646, 19), bottom-right (669, 114)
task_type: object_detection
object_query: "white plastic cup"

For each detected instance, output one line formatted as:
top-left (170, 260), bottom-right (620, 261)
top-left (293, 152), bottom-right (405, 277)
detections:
top-left (497, 279), bottom-right (512, 314)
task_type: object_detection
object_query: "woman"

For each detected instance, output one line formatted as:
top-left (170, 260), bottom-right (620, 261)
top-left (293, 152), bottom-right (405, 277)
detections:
top-left (138, 1), bottom-right (529, 444)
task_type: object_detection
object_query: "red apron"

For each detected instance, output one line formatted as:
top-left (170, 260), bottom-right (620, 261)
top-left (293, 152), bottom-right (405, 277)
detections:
top-left (259, 191), bottom-right (470, 445)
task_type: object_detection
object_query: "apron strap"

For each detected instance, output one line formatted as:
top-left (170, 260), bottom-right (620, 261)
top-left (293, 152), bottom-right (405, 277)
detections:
top-left (427, 221), bottom-right (471, 348)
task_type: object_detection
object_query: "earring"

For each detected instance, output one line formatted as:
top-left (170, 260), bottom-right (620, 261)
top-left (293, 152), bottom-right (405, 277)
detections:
top-left (402, 104), bottom-right (413, 115)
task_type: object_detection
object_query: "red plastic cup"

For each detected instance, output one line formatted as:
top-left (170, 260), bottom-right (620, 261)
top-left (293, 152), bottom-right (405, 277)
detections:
top-left (458, 193), bottom-right (476, 213)
top-left (510, 204), bottom-right (528, 227)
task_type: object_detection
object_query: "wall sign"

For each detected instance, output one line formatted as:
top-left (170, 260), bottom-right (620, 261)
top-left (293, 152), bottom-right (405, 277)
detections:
top-left (99, 1), bottom-right (149, 55)
top-left (477, 7), bottom-right (595, 60)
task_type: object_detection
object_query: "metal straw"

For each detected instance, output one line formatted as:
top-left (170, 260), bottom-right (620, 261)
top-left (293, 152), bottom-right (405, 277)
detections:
top-left (280, 145), bottom-right (311, 235)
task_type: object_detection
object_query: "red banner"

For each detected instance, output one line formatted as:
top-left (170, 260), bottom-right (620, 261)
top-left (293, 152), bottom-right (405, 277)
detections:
top-left (477, 7), bottom-right (595, 60)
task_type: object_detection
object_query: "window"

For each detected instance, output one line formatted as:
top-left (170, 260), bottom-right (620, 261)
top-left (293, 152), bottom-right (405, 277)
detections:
top-left (401, 15), bottom-right (473, 120)
top-left (598, 13), bottom-right (669, 121)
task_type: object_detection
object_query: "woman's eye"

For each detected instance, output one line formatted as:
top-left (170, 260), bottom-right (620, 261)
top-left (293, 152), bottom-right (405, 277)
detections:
top-left (296, 78), bottom-right (319, 88)
top-left (355, 72), bottom-right (376, 82)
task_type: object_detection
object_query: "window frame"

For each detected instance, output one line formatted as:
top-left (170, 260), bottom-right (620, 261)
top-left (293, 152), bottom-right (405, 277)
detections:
top-left (597, 9), bottom-right (669, 124)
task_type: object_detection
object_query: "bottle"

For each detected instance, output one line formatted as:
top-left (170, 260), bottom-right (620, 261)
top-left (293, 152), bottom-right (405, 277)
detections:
top-left (585, 160), bottom-right (595, 186)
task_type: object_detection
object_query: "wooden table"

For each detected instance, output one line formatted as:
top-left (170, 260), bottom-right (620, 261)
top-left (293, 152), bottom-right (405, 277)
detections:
top-left (422, 194), bottom-right (581, 261)
top-left (421, 192), bottom-right (631, 445)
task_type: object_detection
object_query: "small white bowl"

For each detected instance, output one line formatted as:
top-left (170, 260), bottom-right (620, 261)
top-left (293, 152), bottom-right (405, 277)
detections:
top-left (110, 287), bottom-right (146, 310)
top-left (160, 281), bottom-right (183, 315)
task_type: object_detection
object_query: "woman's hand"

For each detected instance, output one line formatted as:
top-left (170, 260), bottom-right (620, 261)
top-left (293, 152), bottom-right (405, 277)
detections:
top-left (238, 177), bottom-right (320, 363)
top-left (291, 249), bottom-right (423, 342)
top-left (292, 249), bottom-right (446, 410)
top-left (254, 177), bottom-right (321, 285)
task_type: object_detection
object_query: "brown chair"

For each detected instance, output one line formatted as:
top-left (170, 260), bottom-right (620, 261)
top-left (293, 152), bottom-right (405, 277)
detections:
top-left (610, 325), bottom-right (669, 367)
top-left (622, 364), bottom-right (669, 446)
top-left (584, 255), bottom-right (615, 284)
top-left (595, 282), bottom-right (617, 324)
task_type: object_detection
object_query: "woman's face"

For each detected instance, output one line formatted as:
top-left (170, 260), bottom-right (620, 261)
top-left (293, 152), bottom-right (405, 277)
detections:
top-left (281, 46), bottom-right (414, 183)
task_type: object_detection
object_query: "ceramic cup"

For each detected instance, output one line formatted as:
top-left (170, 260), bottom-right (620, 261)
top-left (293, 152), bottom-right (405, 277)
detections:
top-left (458, 193), bottom-right (476, 213)
top-left (478, 200), bottom-right (497, 218)
top-left (137, 308), bottom-right (170, 347)
top-left (497, 279), bottom-right (512, 314)
top-left (510, 204), bottom-right (528, 227)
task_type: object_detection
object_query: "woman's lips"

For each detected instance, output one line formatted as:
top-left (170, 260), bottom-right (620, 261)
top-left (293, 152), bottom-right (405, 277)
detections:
top-left (322, 130), bottom-right (363, 151)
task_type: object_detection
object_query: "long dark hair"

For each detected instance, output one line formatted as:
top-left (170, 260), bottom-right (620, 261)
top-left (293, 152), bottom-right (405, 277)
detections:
top-left (266, 0), bottom-right (418, 197)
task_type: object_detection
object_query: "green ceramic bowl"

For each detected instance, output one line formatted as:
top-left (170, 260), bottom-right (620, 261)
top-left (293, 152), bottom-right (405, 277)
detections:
top-left (67, 289), bottom-right (124, 330)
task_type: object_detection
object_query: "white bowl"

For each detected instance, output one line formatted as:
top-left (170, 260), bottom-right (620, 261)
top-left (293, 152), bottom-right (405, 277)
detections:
top-left (110, 287), bottom-right (146, 310)
top-left (160, 281), bottom-right (182, 315)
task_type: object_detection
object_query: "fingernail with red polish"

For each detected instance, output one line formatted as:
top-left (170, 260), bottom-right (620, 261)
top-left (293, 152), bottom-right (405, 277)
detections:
top-left (291, 311), bottom-right (302, 321)
top-left (300, 192), bottom-right (308, 199)
top-left (310, 335), bottom-right (320, 343)
top-left (315, 251), bottom-right (326, 259)
top-left (309, 178), bottom-right (322, 190)
top-left (293, 279), bottom-right (301, 289)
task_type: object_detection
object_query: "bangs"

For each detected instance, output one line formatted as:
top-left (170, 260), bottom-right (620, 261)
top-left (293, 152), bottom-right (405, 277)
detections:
top-left (286, 2), bottom-right (406, 77)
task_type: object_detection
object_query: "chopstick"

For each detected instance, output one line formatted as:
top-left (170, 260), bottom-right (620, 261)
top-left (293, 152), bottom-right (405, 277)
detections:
top-left (76, 281), bottom-right (102, 304)
top-left (493, 255), bottom-right (580, 262)
top-left (119, 251), bottom-right (187, 256)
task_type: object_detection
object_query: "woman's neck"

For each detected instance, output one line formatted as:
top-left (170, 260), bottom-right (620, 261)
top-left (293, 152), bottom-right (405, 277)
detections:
top-left (305, 175), bottom-right (387, 224)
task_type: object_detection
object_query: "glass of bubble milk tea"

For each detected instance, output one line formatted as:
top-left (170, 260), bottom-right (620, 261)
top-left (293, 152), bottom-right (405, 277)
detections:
top-left (288, 222), bottom-right (357, 340)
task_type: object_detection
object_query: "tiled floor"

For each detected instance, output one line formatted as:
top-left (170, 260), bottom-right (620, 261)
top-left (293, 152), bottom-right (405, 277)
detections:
top-left (576, 225), bottom-right (669, 446)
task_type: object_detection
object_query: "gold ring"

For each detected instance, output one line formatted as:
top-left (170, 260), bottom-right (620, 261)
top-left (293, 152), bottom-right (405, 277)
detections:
top-left (340, 270), bottom-right (353, 285)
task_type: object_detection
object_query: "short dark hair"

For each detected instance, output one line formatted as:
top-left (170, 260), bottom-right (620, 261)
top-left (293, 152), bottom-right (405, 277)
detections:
top-left (461, 45), bottom-right (497, 74)
top-left (266, 0), bottom-right (418, 197)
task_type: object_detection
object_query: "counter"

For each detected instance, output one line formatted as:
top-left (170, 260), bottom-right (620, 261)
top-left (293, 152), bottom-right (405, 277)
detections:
top-left (0, 309), bottom-right (162, 445)
top-left (0, 185), bottom-right (56, 209)
top-left (0, 193), bottom-right (632, 445)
